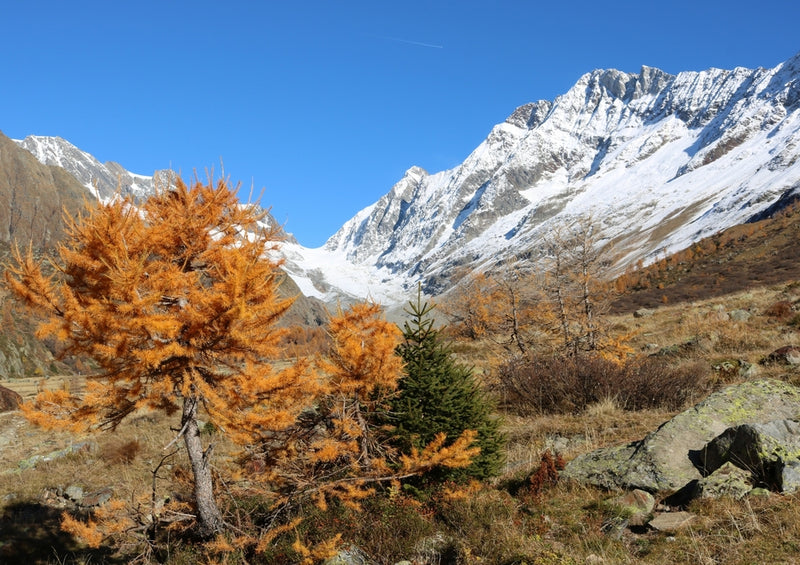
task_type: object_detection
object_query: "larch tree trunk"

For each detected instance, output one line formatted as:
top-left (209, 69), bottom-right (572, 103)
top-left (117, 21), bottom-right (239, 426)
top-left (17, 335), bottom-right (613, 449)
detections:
top-left (181, 395), bottom-right (224, 538)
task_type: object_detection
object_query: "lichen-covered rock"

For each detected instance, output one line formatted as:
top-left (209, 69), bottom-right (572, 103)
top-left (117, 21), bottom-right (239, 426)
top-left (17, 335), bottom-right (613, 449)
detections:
top-left (729, 309), bottom-right (752, 322)
top-left (323, 545), bottom-right (373, 565)
top-left (17, 440), bottom-right (97, 470)
top-left (610, 489), bottom-right (655, 527)
top-left (562, 380), bottom-right (800, 492)
top-left (697, 419), bottom-right (800, 492)
top-left (695, 462), bottom-right (753, 499)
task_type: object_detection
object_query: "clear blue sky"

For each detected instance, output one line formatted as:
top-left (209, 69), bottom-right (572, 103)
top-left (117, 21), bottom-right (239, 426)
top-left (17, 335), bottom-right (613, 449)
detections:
top-left (2, 1), bottom-right (798, 247)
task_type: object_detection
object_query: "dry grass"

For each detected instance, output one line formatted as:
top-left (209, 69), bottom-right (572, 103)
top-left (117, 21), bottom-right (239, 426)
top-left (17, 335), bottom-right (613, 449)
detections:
top-left (2, 281), bottom-right (800, 563)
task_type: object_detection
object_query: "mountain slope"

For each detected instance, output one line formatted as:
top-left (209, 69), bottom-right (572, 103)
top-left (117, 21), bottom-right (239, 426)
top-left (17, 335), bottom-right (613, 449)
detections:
top-left (0, 131), bottom-right (93, 377)
top-left (0, 131), bottom-right (89, 248)
top-left (10, 53), bottom-right (800, 308)
top-left (0, 137), bottom-right (327, 381)
top-left (14, 135), bottom-right (161, 201)
top-left (299, 52), bottom-right (800, 302)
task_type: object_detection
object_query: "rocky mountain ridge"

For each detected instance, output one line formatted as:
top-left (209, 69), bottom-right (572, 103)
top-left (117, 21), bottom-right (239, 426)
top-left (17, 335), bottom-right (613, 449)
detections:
top-left (14, 135), bottom-right (162, 201)
top-left (301, 52), bottom-right (800, 301)
top-left (11, 52), bottom-right (800, 306)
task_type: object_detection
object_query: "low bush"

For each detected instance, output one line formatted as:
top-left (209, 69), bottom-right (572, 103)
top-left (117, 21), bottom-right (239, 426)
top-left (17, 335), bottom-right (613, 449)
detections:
top-left (497, 353), bottom-right (709, 415)
top-left (764, 300), bottom-right (794, 320)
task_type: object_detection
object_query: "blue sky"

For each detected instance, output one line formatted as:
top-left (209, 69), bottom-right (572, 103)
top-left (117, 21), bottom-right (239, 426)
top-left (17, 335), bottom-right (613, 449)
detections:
top-left (2, 1), bottom-right (798, 247)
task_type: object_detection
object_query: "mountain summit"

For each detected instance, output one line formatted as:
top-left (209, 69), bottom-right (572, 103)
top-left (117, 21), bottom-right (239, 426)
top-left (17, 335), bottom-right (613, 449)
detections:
top-left (13, 53), bottom-right (800, 306)
top-left (279, 52), bottom-right (800, 302)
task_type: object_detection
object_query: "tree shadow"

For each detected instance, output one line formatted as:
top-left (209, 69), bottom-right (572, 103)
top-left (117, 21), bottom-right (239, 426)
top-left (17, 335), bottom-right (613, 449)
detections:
top-left (0, 501), bottom-right (121, 564)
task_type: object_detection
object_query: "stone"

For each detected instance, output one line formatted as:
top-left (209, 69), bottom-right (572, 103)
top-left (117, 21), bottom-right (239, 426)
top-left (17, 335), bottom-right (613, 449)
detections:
top-left (761, 346), bottom-right (800, 366)
top-left (323, 545), bottom-right (372, 565)
top-left (696, 419), bottom-right (800, 492)
top-left (729, 309), bottom-right (752, 322)
top-left (64, 485), bottom-right (84, 502)
top-left (634, 308), bottom-right (655, 318)
top-left (648, 511), bottom-right (697, 533)
top-left (411, 533), bottom-right (452, 563)
top-left (747, 487), bottom-right (771, 498)
top-left (696, 462), bottom-right (752, 499)
top-left (601, 516), bottom-right (628, 539)
top-left (712, 359), bottom-right (755, 380)
top-left (81, 487), bottom-right (113, 507)
top-left (17, 440), bottom-right (97, 470)
top-left (563, 380), bottom-right (800, 492)
top-left (0, 385), bottom-right (22, 412)
top-left (610, 489), bottom-right (655, 526)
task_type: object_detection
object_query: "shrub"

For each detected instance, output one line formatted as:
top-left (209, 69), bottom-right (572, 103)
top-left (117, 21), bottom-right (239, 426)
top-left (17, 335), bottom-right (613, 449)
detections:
top-left (764, 300), bottom-right (794, 320)
top-left (497, 353), bottom-right (709, 415)
top-left (524, 450), bottom-right (565, 501)
top-left (99, 439), bottom-right (141, 465)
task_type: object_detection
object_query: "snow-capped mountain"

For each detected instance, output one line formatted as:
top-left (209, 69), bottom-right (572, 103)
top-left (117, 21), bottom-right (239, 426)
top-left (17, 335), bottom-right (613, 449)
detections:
top-left (14, 135), bottom-right (166, 201)
top-left (14, 52), bottom-right (800, 307)
top-left (285, 52), bottom-right (800, 303)
top-left (12, 135), bottom-right (297, 243)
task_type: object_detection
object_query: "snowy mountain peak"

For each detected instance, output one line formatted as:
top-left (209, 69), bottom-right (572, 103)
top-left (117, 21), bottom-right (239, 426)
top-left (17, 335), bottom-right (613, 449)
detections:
top-left (295, 52), bottom-right (800, 303)
top-left (14, 135), bottom-right (162, 201)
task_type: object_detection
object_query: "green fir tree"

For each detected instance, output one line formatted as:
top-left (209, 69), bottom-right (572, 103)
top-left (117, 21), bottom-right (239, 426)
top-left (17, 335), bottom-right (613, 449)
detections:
top-left (391, 288), bottom-right (505, 482)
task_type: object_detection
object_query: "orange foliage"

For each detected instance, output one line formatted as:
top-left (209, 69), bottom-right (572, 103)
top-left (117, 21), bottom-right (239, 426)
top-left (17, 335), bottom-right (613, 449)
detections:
top-left (5, 175), bottom-right (318, 537)
top-left (247, 302), bottom-right (480, 539)
top-left (6, 176), bottom-right (316, 438)
top-left (281, 325), bottom-right (330, 358)
top-left (319, 302), bottom-right (404, 398)
top-left (6, 179), bottom-right (482, 552)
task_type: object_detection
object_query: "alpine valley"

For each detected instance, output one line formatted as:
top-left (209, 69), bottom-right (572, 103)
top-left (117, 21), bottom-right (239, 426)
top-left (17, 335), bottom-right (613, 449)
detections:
top-left (6, 52), bottom-right (800, 307)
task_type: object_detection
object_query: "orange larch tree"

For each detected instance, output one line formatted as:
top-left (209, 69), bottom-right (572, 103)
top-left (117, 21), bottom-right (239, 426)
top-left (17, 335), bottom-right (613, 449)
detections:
top-left (4, 176), bottom-right (317, 538)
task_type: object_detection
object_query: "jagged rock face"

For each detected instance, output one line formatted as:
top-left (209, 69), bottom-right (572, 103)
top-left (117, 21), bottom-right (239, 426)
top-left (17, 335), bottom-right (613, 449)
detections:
top-left (321, 53), bottom-right (800, 298)
top-left (14, 135), bottom-right (165, 201)
top-left (13, 135), bottom-right (297, 245)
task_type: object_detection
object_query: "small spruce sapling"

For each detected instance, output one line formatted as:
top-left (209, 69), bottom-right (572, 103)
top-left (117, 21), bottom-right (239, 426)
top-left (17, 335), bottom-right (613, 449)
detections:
top-left (392, 288), bottom-right (504, 482)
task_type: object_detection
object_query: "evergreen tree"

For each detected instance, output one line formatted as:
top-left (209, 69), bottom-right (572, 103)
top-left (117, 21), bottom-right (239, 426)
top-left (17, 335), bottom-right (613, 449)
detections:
top-left (392, 288), bottom-right (505, 482)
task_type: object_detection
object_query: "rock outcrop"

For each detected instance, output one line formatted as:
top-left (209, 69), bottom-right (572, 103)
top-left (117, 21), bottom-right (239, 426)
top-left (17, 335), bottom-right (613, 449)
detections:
top-left (562, 379), bottom-right (800, 493)
top-left (697, 419), bottom-right (800, 493)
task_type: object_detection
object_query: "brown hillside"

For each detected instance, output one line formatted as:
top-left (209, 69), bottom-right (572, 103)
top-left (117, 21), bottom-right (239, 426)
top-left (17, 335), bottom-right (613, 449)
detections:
top-left (611, 202), bottom-right (800, 313)
top-left (0, 131), bottom-right (89, 248)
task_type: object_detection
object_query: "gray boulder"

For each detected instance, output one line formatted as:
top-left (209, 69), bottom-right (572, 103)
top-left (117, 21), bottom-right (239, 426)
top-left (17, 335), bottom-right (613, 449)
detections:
top-left (697, 419), bottom-right (800, 493)
top-left (324, 545), bottom-right (373, 565)
top-left (562, 380), bottom-right (800, 492)
top-left (729, 309), bottom-right (752, 322)
top-left (695, 462), bottom-right (753, 499)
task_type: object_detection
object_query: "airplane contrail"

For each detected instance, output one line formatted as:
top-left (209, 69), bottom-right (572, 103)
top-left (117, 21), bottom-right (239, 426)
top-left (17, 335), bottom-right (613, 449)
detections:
top-left (382, 36), bottom-right (444, 49)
